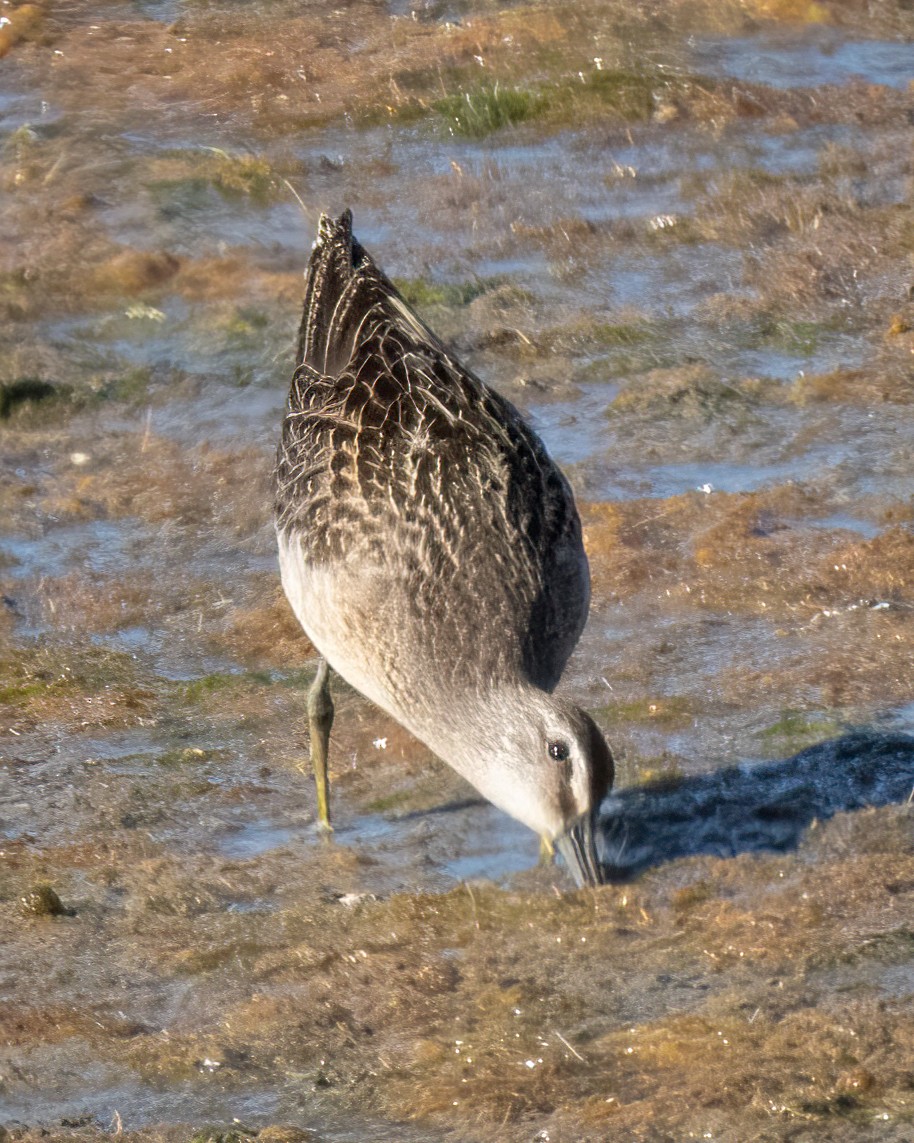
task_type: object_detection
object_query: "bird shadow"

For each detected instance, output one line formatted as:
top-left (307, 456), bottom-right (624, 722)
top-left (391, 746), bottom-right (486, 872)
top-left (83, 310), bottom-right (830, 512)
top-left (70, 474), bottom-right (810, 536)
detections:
top-left (397, 796), bottom-right (488, 822)
top-left (596, 729), bottom-right (914, 882)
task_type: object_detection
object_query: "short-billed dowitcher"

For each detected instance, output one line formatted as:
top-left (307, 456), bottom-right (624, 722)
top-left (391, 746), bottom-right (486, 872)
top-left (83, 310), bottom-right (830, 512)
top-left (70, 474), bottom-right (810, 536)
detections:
top-left (274, 210), bottom-right (612, 886)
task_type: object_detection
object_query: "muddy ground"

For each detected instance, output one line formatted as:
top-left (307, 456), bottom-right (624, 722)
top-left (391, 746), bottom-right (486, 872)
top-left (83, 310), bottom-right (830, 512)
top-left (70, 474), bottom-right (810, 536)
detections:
top-left (1, 0), bottom-right (914, 1139)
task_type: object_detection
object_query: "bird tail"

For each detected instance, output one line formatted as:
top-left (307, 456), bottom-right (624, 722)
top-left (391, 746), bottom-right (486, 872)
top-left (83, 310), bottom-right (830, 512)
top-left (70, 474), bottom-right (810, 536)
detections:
top-left (296, 209), bottom-right (443, 375)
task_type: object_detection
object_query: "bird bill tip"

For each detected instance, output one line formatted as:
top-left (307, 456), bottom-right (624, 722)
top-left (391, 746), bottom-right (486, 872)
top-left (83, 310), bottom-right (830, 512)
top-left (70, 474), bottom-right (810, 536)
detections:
top-left (554, 810), bottom-right (604, 888)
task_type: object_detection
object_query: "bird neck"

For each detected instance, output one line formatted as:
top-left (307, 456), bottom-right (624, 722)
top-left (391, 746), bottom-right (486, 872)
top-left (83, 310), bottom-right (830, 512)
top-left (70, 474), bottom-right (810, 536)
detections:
top-left (410, 679), bottom-right (535, 755)
top-left (403, 680), bottom-right (553, 831)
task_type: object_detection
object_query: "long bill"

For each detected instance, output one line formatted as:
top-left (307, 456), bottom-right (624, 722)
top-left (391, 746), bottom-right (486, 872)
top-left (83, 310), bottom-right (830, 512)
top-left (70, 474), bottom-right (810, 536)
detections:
top-left (554, 808), bottom-right (604, 888)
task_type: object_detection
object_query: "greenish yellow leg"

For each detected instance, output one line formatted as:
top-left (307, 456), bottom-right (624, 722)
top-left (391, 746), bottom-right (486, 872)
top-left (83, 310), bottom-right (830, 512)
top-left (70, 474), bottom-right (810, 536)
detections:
top-left (539, 834), bottom-right (555, 866)
top-left (308, 658), bottom-right (334, 831)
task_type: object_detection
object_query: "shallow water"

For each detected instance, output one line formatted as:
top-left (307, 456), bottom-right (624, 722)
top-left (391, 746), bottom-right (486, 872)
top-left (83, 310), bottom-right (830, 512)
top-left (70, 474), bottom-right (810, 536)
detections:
top-left (2, 1), bottom-right (914, 1140)
top-left (690, 31), bottom-right (914, 90)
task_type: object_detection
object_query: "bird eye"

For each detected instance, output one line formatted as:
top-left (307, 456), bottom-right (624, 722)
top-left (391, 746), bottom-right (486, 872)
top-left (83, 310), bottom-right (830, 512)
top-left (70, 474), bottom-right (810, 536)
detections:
top-left (548, 740), bottom-right (570, 762)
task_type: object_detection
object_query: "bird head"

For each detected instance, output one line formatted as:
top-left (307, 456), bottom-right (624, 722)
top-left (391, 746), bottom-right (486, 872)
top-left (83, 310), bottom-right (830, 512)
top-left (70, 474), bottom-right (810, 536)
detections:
top-left (441, 688), bottom-right (614, 887)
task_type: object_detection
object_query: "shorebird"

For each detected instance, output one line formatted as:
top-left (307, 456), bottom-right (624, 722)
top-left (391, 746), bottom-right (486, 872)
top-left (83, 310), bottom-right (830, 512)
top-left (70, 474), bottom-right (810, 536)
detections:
top-left (273, 210), bottom-right (612, 886)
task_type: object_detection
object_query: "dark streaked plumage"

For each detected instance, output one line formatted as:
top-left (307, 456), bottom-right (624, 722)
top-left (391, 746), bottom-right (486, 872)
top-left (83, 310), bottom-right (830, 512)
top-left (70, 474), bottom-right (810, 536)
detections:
top-left (274, 210), bottom-right (612, 885)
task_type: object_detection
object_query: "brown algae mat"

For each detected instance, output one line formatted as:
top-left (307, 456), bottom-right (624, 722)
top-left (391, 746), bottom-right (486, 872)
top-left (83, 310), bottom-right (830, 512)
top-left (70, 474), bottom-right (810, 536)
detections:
top-left (2, 0), bottom-right (914, 1140)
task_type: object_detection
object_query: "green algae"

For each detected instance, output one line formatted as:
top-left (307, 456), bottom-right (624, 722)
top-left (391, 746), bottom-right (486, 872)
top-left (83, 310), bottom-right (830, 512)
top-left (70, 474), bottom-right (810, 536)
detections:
top-left (364, 789), bottom-right (417, 814)
top-left (596, 695), bottom-right (694, 731)
top-left (148, 149), bottom-right (283, 206)
top-left (103, 365), bottom-right (158, 404)
top-left (221, 307), bottom-right (272, 344)
top-left (609, 365), bottom-right (755, 419)
top-left (759, 709), bottom-right (843, 754)
top-left (393, 276), bottom-right (506, 309)
top-left (0, 366), bottom-right (159, 426)
top-left (575, 66), bottom-right (658, 119)
top-left (179, 669), bottom-right (314, 706)
top-left (180, 671), bottom-right (275, 703)
top-left (586, 320), bottom-right (662, 348)
top-left (202, 149), bottom-right (278, 200)
top-left (0, 643), bottom-right (152, 710)
top-left (744, 314), bottom-right (849, 355)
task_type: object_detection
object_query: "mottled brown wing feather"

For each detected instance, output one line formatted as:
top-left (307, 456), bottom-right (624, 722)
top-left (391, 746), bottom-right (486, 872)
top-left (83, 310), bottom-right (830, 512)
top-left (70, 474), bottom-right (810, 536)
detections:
top-left (274, 212), bottom-right (589, 692)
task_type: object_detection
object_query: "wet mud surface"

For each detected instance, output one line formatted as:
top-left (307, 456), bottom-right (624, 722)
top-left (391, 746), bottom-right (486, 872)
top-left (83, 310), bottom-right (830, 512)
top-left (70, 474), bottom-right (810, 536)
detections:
top-left (1, 0), bottom-right (914, 1139)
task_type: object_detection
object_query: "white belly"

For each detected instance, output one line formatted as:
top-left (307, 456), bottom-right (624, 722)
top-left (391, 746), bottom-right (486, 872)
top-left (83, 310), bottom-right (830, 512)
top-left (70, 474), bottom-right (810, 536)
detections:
top-left (276, 530), bottom-right (406, 724)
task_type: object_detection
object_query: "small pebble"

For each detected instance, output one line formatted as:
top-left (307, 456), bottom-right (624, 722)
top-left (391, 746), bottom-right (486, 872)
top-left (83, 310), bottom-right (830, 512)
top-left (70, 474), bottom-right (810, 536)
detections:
top-left (20, 884), bottom-right (72, 916)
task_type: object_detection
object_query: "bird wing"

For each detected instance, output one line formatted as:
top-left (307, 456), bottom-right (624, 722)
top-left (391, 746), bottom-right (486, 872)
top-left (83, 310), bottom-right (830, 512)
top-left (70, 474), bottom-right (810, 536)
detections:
top-left (274, 212), bottom-right (589, 691)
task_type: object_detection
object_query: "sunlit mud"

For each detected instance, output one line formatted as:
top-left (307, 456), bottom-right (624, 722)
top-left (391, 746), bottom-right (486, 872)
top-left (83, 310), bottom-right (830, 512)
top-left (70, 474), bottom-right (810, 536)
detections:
top-left (1, 0), bottom-right (913, 1139)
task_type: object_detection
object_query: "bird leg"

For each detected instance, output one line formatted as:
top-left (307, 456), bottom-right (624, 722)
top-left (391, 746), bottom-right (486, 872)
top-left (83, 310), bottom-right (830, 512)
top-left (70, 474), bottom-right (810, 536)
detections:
top-left (308, 657), bottom-right (334, 831)
top-left (539, 834), bottom-right (555, 866)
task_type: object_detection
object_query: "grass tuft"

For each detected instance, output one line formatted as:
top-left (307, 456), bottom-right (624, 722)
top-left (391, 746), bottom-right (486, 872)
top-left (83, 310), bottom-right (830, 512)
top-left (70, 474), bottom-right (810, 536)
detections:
top-left (434, 84), bottom-right (545, 138)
